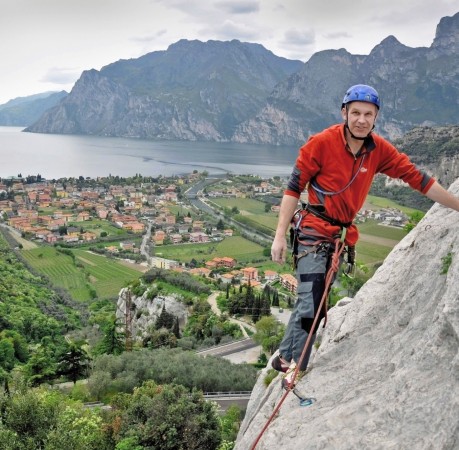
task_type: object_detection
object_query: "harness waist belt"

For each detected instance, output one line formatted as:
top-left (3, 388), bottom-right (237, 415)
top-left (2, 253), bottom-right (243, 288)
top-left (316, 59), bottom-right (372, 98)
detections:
top-left (303, 203), bottom-right (352, 229)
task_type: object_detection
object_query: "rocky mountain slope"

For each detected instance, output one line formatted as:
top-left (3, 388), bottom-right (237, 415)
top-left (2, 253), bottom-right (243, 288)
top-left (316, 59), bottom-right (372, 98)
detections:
top-left (395, 125), bottom-right (459, 188)
top-left (116, 287), bottom-right (188, 339)
top-left (233, 12), bottom-right (459, 144)
top-left (0, 91), bottom-right (67, 126)
top-left (235, 180), bottom-right (459, 450)
top-left (25, 13), bottom-right (459, 145)
top-left (25, 40), bottom-right (302, 141)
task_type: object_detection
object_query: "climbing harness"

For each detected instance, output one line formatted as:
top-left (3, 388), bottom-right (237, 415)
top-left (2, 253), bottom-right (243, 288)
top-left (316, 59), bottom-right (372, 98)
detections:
top-left (290, 203), bottom-right (355, 276)
top-left (250, 238), bottom-right (346, 450)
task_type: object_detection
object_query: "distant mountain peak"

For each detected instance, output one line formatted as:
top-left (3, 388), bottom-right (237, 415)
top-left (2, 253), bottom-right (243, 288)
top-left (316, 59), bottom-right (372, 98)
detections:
top-left (22, 13), bottom-right (459, 146)
top-left (432, 11), bottom-right (459, 53)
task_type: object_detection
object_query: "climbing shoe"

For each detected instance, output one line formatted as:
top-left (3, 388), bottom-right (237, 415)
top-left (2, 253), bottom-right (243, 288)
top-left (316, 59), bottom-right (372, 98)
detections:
top-left (271, 355), bottom-right (290, 373)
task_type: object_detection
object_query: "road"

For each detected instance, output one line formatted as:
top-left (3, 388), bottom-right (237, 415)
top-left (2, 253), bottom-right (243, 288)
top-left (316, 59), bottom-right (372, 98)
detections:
top-left (203, 391), bottom-right (252, 412)
top-left (185, 177), bottom-right (273, 245)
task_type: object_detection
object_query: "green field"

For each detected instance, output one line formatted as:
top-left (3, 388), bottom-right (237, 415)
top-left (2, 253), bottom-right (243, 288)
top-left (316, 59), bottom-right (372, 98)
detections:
top-left (210, 197), bottom-right (268, 213)
top-left (357, 220), bottom-right (408, 241)
top-left (72, 249), bottom-right (143, 298)
top-left (209, 195), bottom-right (418, 269)
top-left (67, 219), bottom-right (127, 237)
top-left (210, 197), bottom-right (278, 235)
top-left (365, 195), bottom-right (422, 215)
top-left (21, 246), bottom-right (143, 301)
top-left (355, 240), bottom-right (395, 266)
top-left (156, 235), bottom-right (265, 264)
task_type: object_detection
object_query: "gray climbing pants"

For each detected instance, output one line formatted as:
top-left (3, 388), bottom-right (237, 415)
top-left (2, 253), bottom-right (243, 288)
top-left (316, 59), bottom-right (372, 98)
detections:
top-left (278, 236), bottom-right (337, 370)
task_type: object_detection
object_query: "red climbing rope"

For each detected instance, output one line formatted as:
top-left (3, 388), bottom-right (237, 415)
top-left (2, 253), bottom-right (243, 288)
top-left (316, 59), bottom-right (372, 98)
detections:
top-left (250, 238), bottom-right (346, 450)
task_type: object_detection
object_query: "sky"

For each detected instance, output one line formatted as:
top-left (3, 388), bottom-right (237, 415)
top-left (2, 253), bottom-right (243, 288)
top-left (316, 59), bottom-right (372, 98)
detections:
top-left (1, 0), bottom-right (458, 105)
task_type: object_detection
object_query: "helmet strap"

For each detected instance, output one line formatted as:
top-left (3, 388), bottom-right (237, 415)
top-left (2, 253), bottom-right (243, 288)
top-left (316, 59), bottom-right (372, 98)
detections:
top-left (345, 122), bottom-right (367, 140)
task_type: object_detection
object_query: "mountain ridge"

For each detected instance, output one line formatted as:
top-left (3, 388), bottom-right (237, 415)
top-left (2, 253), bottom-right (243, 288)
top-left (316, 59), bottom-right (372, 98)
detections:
top-left (0, 91), bottom-right (67, 126)
top-left (19, 11), bottom-right (459, 146)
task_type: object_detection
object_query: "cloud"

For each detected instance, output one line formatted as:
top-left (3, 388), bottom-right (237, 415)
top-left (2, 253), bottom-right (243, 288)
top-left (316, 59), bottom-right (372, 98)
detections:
top-left (322, 31), bottom-right (352, 40)
top-left (214, 0), bottom-right (260, 14)
top-left (131, 30), bottom-right (167, 43)
top-left (208, 20), bottom-right (261, 41)
top-left (40, 68), bottom-right (81, 85)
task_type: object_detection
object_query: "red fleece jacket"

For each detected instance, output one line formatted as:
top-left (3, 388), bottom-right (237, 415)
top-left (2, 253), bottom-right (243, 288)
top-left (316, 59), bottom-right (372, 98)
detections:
top-left (285, 124), bottom-right (435, 246)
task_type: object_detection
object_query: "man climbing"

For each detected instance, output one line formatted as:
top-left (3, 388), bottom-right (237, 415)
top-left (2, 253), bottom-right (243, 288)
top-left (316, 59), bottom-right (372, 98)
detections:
top-left (271, 84), bottom-right (459, 384)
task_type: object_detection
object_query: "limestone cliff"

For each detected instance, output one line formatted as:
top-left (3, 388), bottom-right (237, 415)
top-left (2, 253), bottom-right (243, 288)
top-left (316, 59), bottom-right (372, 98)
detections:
top-left (236, 180), bottom-right (459, 450)
top-left (116, 287), bottom-right (188, 340)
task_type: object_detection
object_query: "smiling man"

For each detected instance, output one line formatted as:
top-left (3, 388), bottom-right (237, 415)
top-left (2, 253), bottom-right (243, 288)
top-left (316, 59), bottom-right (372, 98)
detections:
top-left (270, 84), bottom-right (459, 383)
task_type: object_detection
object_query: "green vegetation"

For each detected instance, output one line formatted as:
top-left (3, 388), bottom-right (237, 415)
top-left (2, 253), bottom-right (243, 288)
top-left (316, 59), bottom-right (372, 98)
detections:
top-left (0, 386), bottom-right (108, 450)
top-left (357, 219), bottom-right (408, 240)
top-left (369, 175), bottom-right (434, 211)
top-left (0, 378), bottom-right (232, 450)
top-left (109, 380), bottom-right (221, 450)
top-left (263, 368), bottom-right (279, 387)
top-left (441, 251), bottom-right (453, 274)
top-left (88, 348), bottom-right (257, 401)
top-left (354, 240), bottom-right (394, 266)
top-left (20, 246), bottom-right (142, 301)
top-left (210, 197), bottom-right (277, 236)
top-left (211, 197), bottom-right (268, 214)
top-left (0, 231), bottom-right (89, 388)
top-left (365, 194), bottom-right (424, 215)
top-left (252, 316), bottom-right (285, 354)
top-left (157, 235), bottom-right (265, 264)
top-left (67, 219), bottom-right (127, 237)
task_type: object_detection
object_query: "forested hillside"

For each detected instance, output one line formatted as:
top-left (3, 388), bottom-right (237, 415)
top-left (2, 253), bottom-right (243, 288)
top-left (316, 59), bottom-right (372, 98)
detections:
top-left (0, 229), bottom-right (86, 384)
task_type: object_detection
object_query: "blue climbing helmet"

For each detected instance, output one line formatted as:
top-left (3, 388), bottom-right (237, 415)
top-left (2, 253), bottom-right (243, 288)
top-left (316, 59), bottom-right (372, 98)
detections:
top-left (342, 84), bottom-right (380, 109)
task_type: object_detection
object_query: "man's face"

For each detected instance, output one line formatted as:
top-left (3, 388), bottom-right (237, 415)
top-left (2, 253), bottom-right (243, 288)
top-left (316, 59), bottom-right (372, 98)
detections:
top-left (341, 101), bottom-right (378, 139)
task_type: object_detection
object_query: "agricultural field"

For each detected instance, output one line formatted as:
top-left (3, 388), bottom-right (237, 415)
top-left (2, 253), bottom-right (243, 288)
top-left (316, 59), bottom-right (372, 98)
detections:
top-left (210, 197), bottom-right (278, 235)
top-left (365, 195), bottom-right (422, 215)
top-left (156, 235), bottom-right (265, 265)
top-left (21, 246), bottom-right (143, 301)
top-left (211, 197), bottom-right (269, 214)
top-left (209, 195), bottom-right (419, 269)
top-left (72, 249), bottom-right (143, 298)
top-left (67, 219), bottom-right (127, 237)
top-left (21, 247), bottom-right (91, 301)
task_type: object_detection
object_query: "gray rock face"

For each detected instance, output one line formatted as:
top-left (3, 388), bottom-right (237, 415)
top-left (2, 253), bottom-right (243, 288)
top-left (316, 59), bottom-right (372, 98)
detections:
top-left (116, 287), bottom-right (188, 339)
top-left (236, 180), bottom-right (459, 450)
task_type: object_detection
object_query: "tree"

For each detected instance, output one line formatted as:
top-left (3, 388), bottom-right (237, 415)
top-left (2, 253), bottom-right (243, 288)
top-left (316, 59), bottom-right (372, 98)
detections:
top-left (172, 318), bottom-right (181, 339)
top-left (271, 290), bottom-right (280, 307)
top-left (338, 263), bottom-right (370, 298)
top-left (24, 344), bottom-right (57, 385)
top-left (0, 387), bottom-right (107, 450)
top-left (219, 404), bottom-right (242, 444)
top-left (155, 304), bottom-right (175, 330)
top-left (96, 316), bottom-right (125, 355)
top-left (110, 380), bottom-right (221, 450)
top-left (58, 339), bottom-right (91, 384)
top-left (253, 316), bottom-right (285, 354)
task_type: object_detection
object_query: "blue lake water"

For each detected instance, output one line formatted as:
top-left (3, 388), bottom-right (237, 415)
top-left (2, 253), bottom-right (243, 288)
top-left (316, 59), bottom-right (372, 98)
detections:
top-left (0, 127), bottom-right (299, 179)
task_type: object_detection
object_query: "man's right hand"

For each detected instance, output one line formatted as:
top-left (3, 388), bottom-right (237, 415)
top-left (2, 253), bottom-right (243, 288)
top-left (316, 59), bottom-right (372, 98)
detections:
top-left (271, 235), bottom-right (288, 264)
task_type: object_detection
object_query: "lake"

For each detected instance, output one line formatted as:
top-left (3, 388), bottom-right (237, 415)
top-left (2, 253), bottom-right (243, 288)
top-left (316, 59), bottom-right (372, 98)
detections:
top-left (0, 127), bottom-right (299, 179)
